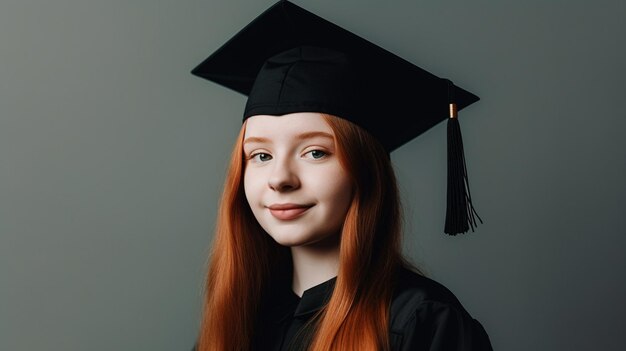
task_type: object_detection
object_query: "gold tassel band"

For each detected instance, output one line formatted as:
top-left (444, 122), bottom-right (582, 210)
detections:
top-left (449, 103), bottom-right (458, 119)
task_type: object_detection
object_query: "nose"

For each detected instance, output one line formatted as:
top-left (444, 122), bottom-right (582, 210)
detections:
top-left (267, 157), bottom-right (300, 192)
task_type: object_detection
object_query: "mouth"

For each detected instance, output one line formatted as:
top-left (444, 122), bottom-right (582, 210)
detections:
top-left (267, 203), bottom-right (314, 221)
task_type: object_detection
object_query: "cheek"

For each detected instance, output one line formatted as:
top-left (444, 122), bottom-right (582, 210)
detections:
top-left (313, 166), bottom-right (353, 211)
top-left (332, 180), bottom-right (353, 213)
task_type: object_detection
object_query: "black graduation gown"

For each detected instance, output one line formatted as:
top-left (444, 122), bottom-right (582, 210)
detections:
top-left (252, 266), bottom-right (493, 351)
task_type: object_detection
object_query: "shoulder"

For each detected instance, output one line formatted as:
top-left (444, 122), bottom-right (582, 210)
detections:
top-left (390, 265), bottom-right (465, 328)
top-left (389, 266), bottom-right (493, 350)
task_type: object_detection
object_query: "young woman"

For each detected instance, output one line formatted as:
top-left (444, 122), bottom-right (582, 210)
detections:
top-left (191, 1), bottom-right (492, 350)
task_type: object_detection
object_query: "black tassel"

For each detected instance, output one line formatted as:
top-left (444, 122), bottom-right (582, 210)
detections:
top-left (444, 98), bottom-right (482, 235)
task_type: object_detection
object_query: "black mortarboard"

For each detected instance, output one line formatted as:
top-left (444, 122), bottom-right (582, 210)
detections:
top-left (192, 0), bottom-right (482, 235)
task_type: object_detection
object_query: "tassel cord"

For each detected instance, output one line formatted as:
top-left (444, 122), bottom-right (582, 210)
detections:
top-left (446, 117), bottom-right (482, 234)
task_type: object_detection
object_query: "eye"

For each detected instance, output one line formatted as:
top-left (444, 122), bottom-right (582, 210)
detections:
top-left (250, 152), bottom-right (273, 162)
top-left (304, 149), bottom-right (327, 160)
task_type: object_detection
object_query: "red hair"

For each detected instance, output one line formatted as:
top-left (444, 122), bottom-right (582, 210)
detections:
top-left (198, 114), bottom-right (417, 350)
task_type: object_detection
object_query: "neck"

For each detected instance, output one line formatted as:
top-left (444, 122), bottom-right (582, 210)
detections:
top-left (290, 234), bottom-right (340, 297)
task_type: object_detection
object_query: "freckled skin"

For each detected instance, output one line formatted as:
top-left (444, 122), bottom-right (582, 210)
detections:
top-left (243, 112), bottom-right (352, 248)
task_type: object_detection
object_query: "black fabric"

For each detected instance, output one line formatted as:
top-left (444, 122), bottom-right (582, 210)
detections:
top-left (254, 275), bottom-right (336, 351)
top-left (190, 0), bottom-right (479, 152)
top-left (252, 266), bottom-right (493, 351)
top-left (243, 46), bottom-right (363, 133)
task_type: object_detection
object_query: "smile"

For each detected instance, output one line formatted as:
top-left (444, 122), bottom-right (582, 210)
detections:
top-left (267, 204), bottom-right (314, 220)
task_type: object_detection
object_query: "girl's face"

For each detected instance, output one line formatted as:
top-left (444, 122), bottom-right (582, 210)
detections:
top-left (243, 112), bottom-right (352, 248)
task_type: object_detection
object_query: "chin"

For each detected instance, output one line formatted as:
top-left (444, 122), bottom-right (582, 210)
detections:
top-left (266, 231), bottom-right (314, 247)
top-left (266, 229), bottom-right (340, 249)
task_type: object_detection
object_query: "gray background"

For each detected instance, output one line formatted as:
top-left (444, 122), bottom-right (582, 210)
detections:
top-left (1, 0), bottom-right (625, 350)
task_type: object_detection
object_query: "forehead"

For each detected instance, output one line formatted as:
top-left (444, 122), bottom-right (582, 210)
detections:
top-left (243, 112), bottom-right (333, 139)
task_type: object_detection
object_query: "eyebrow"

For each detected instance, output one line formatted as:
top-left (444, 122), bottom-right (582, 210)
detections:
top-left (243, 131), bottom-right (334, 145)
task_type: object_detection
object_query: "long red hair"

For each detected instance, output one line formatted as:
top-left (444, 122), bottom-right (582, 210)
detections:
top-left (198, 114), bottom-right (417, 350)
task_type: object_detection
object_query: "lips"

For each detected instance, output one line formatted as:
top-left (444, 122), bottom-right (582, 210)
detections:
top-left (267, 203), bottom-right (314, 220)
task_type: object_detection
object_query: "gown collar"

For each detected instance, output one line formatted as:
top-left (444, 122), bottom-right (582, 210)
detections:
top-left (293, 276), bottom-right (337, 318)
top-left (271, 275), bottom-right (338, 324)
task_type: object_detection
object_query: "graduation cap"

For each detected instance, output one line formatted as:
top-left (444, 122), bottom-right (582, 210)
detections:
top-left (191, 0), bottom-right (482, 235)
